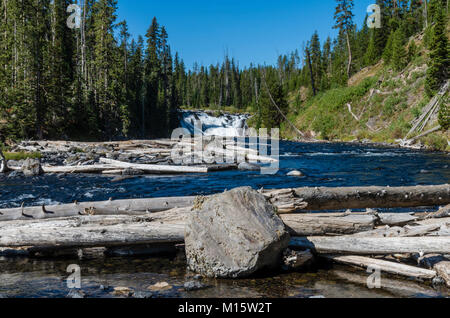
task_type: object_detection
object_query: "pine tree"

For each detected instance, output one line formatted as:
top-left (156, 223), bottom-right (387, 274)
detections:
top-left (144, 17), bottom-right (162, 137)
top-left (391, 28), bottom-right (408, 71)
top-left (408, 40), bottom-right (418, 61)
top-left (364, 30), bottom-right (378, 66)
top-left (333, 0), bottom-right (355, 78)
top-left (47, 0), bottom-right (75, 137)
top-left (382, 31), bottom-right (395, 63)
top-left (425, 8), bottom-right (449, 96)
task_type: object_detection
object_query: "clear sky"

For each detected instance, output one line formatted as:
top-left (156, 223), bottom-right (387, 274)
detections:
top-left (117, 0), bottom-right (374, 69)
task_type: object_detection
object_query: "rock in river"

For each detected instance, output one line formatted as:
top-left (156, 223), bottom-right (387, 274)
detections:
top-left (185, 187), bottom-right (290, 278)
top-left (287, 170), bottom-right (304, 177)
top-left (22, 158), bottom-right (44, 177)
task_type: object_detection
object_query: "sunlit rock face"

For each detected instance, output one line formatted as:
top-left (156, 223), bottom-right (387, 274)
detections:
top-left (179, 110), bottom-right (249, 137)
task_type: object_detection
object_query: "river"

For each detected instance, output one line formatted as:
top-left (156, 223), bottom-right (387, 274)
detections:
top-left (0, 112), bottom-right (449, 298)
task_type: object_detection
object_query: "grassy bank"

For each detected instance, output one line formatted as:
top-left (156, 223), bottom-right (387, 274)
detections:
top-left (4, 152), bottom-right (42, 161)
top-left (280, 48), bottom-right (449, 151)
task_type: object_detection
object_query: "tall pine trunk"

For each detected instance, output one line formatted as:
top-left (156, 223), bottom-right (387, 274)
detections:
top-left (346, 32), bottom-right (352, 78)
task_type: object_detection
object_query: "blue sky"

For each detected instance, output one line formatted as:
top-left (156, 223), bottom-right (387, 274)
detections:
top-left (117, 0), bottom-right (374, 69)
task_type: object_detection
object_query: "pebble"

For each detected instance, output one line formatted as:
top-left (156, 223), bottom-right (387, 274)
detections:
top-left (287, 170), bottom-right (304, 177)
top-left (133, 291), bottom-right (154, 299)
top-left (432, 276), bottom-right (445, 287)
top-left (112, 287), bottom-right (134, 297)
top-left (183, 281), bottom-right (208, 292)
top-left (148, 282), bottom-right (172, 292)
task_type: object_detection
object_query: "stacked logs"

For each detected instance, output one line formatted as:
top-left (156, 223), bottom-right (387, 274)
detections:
top-left (0, 185), bottom-right (449, 288)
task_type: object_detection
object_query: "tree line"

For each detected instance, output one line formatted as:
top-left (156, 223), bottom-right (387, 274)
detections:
top-left (0, 0), bottom-right (448, 142)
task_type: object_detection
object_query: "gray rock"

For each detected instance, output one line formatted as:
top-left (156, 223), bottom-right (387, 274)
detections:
top-left (7, 171), bottom-right (24, 178)
top-left (184, 281), bottom-right (208, 292)
top-left (238, 162), bottom-right (261, 171)
top-left (21, 158), bottom-right (43, 177)
top-left (432, 276), bottom-right (445, 287)
top-left (287, 170), bottom-right (304, 177)
top-left (185, 187), bottom-right (290, 278)
top-left (133, 291), bottom-right (154, 299)
top-left (282, 249), bottom-right (314, 271)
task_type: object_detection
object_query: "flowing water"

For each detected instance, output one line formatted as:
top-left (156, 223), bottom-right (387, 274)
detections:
top-left (0, 112), bottom-right (449, 298)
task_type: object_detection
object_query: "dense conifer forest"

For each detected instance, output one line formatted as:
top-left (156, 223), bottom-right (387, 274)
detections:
top-left (0, 0), bottom-right (448, 142)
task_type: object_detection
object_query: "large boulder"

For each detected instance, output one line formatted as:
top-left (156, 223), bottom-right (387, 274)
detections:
top-left (22, 158), bottom-right (43, 177)
top-left (185, 187), bottom-right (290, 278)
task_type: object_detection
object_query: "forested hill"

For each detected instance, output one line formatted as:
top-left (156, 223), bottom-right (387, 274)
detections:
top-left (0, 0), bottom-right (448, 149)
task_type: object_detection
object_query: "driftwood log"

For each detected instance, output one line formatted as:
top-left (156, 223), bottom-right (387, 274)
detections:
top-left (1, 185), bottom-right (448, 221)
top-left (332, 270), bottom-right (441, 297)
top-left (99, 158), bottom-right (210, 174)
top-left (290, 237), bottom-right (450, 255)
top-left (324, 255), bottom-right (437, 280)
top-left (281, 214), bottom-right (376, 236)
top-left (0, 196), bottom-right (196, 221)
top-left (288, 185), bottom-right (450, 211)
top-left (0, 212), bottom-right (186, 248)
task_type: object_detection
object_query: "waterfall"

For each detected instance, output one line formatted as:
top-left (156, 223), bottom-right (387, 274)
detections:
top-left (179, 110), bottom-right (250, 137)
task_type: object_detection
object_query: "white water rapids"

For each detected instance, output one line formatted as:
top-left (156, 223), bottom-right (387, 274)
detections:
top-left (179, 110), bottom-right (250, 137)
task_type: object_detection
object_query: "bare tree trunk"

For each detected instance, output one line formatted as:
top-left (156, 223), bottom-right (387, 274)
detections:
top-left (325, 255), bottom-right (437, 280)
top-left (291, 236), bottom-right (450, 255)
top-left (424, 0), bottom-right (428, 28)
top-left (346, 32), bottom-right (352, 78)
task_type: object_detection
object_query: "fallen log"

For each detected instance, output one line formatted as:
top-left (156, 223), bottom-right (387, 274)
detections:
top-left (8, 164), bottom-right (120, 174)
top-left (352, 223), bottom-right (443, 237)
top-left (424, 204), bottom-right (450, 219)
top-left (0, 218), bottom-right (185, 248)
top-left (332, 270), bottom-right (441, 297)
top-left (0, 197), bottom-right (195, 222)
top-left (290, 236), bottom-right (450, 255)
top-left (377, 213), bottom-right (418, 226)
top-left (291, 185), bottom-right (450, 211)
top-left (325, 255), bottom-right (436, 280)
top-left (281, 214), bottom-right (376, 236)
top-left (99, 158), bottom-right (209, 174)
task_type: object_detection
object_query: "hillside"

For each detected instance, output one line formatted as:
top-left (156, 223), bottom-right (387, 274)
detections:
top-left (281, 30), bottom-right (449, 152)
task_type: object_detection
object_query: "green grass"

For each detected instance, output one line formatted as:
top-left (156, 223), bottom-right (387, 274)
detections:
top-left (284, 77), bottom-right (378, 140)
top-left (4, 151), bottom-right (42, 161)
